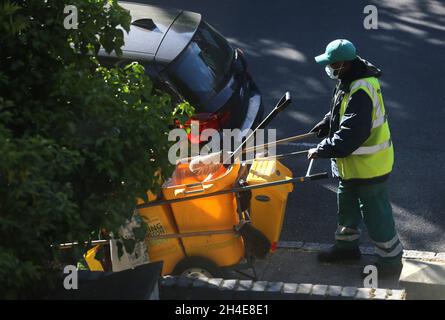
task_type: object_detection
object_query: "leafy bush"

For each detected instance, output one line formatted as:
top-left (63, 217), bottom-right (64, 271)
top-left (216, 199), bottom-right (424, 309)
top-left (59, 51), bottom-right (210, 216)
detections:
top-left (0, 0), bottom-right (192, 298)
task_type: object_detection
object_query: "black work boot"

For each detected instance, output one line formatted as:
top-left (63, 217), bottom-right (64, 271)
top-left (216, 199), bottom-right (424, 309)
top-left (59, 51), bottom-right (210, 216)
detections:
top-left (317, 245), bottom-right (362, 263)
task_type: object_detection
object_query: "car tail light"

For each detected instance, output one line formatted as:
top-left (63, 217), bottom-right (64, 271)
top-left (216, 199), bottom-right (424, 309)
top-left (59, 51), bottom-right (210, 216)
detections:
top-left (177, 110), bottom-right (231, 144)
top-left (271, 241), bottom-right (277, 252)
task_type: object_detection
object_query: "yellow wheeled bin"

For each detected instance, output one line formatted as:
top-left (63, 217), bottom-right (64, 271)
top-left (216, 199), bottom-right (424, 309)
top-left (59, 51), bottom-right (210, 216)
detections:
top-left (137, 192), bottom-right (186, 275)
top-left (162, 162), bottom-right (245, 268)
top-left (247, 159), bottom-right (293, 251)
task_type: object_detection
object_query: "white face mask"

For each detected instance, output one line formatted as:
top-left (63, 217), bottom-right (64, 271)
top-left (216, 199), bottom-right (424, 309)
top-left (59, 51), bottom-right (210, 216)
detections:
top-left (325, 63), bottom-right (344, 80)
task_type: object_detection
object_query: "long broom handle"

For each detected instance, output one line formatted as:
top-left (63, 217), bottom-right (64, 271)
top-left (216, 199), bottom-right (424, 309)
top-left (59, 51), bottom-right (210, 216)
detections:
top-left (241, 149), bottom-right (310, 164)
top-left (177, 132), bottom-right (316, 163)
top-left (227, 92), bottom-right (292, 165)
top-left (243, 132), bottom-right (317, 154)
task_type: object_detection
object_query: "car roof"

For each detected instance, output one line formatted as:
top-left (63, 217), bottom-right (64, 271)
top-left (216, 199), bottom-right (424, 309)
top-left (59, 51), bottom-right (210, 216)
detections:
top-left (99, 1), bottom-right (201, 64)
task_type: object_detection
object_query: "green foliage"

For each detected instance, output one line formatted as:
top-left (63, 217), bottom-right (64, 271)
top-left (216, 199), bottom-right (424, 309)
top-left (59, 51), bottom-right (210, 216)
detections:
top-left (0, 0), bottom-right (193, 298)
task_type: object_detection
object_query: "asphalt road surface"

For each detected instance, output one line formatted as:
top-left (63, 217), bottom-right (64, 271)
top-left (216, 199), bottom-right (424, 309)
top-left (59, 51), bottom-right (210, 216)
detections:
top-left (135, 0), bottom-right (445, 251)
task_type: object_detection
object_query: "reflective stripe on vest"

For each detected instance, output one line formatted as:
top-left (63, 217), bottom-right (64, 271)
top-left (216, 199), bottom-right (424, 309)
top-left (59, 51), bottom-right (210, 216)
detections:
top-left (346, 78), bottom-right (391, 156)
top-left (341, 81), bottom-right (387, 129)
top-left (352, 139), bottom-right (392, 155)
top-left (350, 79), bottom-right (386, 129)
top-left (336, 76), bottom-right (394, 180)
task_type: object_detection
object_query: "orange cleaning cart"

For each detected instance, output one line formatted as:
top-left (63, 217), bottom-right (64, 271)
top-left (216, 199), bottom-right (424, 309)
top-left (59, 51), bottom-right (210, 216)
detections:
top-left (82, 92), bottom-right (328, 279)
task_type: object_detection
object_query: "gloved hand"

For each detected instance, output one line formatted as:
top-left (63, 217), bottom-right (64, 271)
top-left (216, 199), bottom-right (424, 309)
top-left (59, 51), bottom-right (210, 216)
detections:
top-left (307, 148), bottom-right (319, 159)
top-left (310, 118), bottom-right (330, 138)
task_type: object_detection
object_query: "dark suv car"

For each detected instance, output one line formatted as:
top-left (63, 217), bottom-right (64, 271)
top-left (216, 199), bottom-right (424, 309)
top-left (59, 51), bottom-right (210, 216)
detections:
top-left (99, 1), bottom-right (263, 143)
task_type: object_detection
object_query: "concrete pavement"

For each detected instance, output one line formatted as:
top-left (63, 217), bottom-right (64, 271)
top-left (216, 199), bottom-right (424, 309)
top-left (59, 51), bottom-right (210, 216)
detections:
top-left (160, 245), bottom-right (445, 299)
top-left (254, 242), bottom-right (445, 288)
top-left (252, 243), bottom-right (445, 299)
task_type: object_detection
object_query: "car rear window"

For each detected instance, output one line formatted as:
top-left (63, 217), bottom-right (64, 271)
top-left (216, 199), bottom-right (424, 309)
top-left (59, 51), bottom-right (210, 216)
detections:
top-left (163, 21), bottom-right (234, 108)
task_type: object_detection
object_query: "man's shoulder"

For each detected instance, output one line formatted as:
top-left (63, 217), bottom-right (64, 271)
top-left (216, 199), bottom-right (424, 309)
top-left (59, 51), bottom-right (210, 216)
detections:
top-left (350, 76), bottom-right (380, 89)
top-left (345, 89), bottom-right (374, 113)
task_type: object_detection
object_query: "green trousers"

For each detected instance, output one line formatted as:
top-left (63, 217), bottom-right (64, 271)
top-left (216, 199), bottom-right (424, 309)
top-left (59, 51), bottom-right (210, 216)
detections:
top-left (334, 179), bottom-right (403, 265)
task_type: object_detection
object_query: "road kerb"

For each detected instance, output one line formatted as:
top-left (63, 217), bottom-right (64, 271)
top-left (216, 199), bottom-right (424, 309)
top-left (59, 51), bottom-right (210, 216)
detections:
top-left (277, 241), bottom-right (445, 262)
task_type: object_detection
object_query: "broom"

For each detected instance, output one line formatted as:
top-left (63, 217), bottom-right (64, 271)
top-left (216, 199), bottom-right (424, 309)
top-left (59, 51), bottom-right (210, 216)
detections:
top-left (231, 166), bottom-right (271, 260)
top-left (236, 217), bottom-right (271, 260)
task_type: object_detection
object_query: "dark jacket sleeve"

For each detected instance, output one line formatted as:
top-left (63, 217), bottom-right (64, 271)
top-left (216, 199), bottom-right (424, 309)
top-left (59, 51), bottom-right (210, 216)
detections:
top-left (322, 111), bottom-right (331, 121)
top-left (316, 90), bottom-right (373, 158)
top-left (310, 111), bottom-right (331, 137)
top-left (318, 112), bottom-right (332, 137)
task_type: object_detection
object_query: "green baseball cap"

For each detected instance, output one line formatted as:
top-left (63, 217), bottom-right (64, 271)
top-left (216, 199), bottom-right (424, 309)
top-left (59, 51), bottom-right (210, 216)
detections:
top-left (315, 39), bottom-right (357, 66)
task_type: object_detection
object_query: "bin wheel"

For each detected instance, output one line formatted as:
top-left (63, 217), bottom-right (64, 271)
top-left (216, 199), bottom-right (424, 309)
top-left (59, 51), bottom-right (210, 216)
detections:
top-left (172, 256), bottom-right (225, 279)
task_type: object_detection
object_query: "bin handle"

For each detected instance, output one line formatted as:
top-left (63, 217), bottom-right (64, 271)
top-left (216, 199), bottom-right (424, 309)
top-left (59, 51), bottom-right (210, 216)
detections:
top-left (175, 183), bottom-right (214, 196)
top-left (305, 158), bottom-right (315, 177)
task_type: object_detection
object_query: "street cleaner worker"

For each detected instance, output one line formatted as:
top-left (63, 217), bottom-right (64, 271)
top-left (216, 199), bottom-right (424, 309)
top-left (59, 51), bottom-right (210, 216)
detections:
top-left (308, 39), bottom-right (403, 277)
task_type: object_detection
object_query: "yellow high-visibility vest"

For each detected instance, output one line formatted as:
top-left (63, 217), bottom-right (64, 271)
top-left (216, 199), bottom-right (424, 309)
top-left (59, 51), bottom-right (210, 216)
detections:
top-left (336, 77), bottom-right (394, 180)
